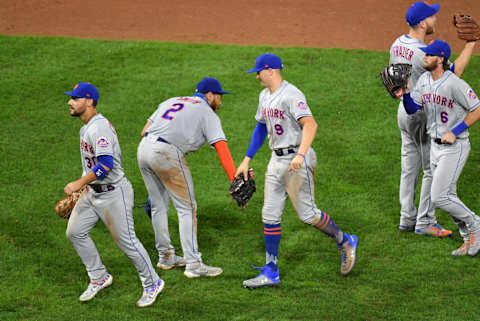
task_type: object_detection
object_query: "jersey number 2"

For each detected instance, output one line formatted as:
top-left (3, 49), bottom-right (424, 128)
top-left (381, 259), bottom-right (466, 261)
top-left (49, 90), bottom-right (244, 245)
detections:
top-left (162, 103), bottom-right (184, 120)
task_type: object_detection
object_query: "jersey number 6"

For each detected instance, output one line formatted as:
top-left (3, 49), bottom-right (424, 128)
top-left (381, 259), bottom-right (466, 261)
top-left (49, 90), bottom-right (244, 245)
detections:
top-left (162, 103), bottom-right (184, 120)
top-left (440, 111), bottom-right (449, 123)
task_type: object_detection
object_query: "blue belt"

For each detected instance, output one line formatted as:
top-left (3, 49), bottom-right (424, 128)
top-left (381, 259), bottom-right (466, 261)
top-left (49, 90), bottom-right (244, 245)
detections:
top-left (145, 133), bottom-right (169, 144)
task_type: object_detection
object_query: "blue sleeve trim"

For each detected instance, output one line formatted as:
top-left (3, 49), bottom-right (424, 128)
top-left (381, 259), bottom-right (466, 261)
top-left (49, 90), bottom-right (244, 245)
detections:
top-left (452, 121), bottom-right (469, 136)
top-left (98, 155), bottom-right (114, 170)
top-left (246, 122), bottom-right (267, 159)
top-left (403, 93), bottom-right (421, 115)
top-left (450, 63), bottom-right (455, 73)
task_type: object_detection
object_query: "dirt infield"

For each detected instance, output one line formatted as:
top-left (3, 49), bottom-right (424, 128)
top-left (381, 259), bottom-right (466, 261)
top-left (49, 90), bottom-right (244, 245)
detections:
top-left (1, 0), bottom-right (479, 54)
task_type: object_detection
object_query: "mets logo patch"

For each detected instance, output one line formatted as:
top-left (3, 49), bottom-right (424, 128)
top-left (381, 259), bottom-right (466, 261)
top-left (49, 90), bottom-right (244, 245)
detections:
top-left (297, 100), bottom-right (308, 110)
top-left (96, 136), bottom-right (110, 148)
top-left (466, 88), bottom-right (477, 100)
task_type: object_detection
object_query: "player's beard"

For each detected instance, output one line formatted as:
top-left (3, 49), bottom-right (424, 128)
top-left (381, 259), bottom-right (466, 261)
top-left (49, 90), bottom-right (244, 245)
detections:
top-left (424, 59), bottom-right (439, 71)
top-left (425, 25), bottom-right (434, 35)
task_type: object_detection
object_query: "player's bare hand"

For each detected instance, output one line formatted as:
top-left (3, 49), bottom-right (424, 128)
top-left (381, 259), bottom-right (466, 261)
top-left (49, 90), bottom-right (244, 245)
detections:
top-left (441, 132), bottom-right (456, 144)
top-left (64, 181), bottom-right (84, 196)
top-left (235, 157), bottom-right (251, 179)
top-left (288, 155), bottom-right (304, 172)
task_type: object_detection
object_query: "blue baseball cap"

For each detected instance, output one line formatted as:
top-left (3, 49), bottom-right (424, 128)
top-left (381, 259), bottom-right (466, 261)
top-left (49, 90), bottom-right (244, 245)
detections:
top-left (420, 39), bottom-right (451, 60)
top-left (247, 53), bottom-right (283, 73)
top-left (406, 2), bottom-right (440, 26)
top-left (64, 82), bottom-right (100, 103)
top-left (195, 77), bottom-right (230, 95)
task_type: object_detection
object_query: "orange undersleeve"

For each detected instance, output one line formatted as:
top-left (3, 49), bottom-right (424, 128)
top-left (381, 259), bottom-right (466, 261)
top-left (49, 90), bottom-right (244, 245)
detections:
top-left (213, 140), bottom-right (236, 182)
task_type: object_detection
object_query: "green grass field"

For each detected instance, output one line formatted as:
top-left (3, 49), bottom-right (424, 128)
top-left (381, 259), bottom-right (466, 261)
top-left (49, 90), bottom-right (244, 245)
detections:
top-left (0, 35), bottom-right (479, 321)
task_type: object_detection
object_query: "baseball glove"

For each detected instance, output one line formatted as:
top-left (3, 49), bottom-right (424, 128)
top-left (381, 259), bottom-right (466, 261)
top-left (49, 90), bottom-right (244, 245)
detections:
top-left (453, 13), bottom-right (480, 42)
top-left (229, 169), bottom-right (256, 208)
top-left (55, 186), bottom-right (87, 219)
top-left (380, 63), bottom-right (412, 99)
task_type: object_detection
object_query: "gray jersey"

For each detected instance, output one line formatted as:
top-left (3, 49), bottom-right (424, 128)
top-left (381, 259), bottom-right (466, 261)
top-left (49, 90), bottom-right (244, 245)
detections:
top-left (390, 34), bottom-right (427, 87)
top-left (411, 70), bottom-right (480, 139)
top-left (254, 80), bottom-right (312, 150)
top-left (79, 113), bottom-right (124, 184)
top-left (147, 96), bottom-right (226, 154)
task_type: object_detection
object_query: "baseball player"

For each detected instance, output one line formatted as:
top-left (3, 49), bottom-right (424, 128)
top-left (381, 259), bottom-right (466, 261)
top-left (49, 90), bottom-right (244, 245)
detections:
top-left (402, 40), bottom-right (480, 256)
top-left (236, 53), bottom-right (358, 288)
top-left (137, 77), bottom-right (237, 278)
top-left (63, 83), bottom-right (163, 307)
top-left (390, 1), bottom-right (476, 236)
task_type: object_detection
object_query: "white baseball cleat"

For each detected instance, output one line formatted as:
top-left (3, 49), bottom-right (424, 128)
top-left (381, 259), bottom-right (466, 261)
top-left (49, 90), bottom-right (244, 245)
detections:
top-left (338, 234), bottom-right (358, 276)
top-left (452, 241), bottom-right (469, 256)
top-left (79, 273), bottom-right (113, 302)
top-left (184, 262), bottom-right (223, 278)
top-left (157, 253), bottom-right (186, 270)
top-left (136, 279), bottom-right (165, 308)
top-left (468, 232), bottom-right (480, 256)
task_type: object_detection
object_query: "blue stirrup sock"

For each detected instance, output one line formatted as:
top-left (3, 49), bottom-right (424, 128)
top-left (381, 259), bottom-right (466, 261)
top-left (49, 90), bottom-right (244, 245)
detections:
top-left (264, 223), bottom-right (282, 269)
top-left (312, 211), bottom-right (344, 244)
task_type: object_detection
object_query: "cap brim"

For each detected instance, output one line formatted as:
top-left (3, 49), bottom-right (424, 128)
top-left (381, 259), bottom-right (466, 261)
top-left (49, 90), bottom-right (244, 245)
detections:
top-left (247, 67), bottom-right (261, 73)
top-left (431, 4), bottom-right (440, 14)
top-left (64, 91), bottom-right (74, 96)
top-left (216, 90), bottom-right (231, 95)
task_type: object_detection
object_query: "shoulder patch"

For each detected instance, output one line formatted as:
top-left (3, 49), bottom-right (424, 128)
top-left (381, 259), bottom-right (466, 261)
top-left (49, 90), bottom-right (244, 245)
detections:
top-left (296, 100), bottom-right (308, 110)
top-left (96, 136), bottom-right (110, 148)
top-left (466, 88), bottom-right (477, 100)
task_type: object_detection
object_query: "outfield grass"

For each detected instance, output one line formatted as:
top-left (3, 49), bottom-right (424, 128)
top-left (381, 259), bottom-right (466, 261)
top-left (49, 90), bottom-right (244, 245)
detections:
top-left (0, 35), bottom-right (479, 321)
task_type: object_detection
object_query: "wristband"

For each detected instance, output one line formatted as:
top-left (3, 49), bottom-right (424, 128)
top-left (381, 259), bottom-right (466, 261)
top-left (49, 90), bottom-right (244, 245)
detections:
top-left (451, 121), bottom-right (469, 136)
top-left (92, 163), bottom-right (108, 179)
top-left (296, 153), bottom-right (305, 158)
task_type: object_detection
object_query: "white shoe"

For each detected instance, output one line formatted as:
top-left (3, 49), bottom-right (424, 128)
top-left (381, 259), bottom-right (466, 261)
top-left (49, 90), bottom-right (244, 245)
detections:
top-left (184, 262), bottom-right (223, 278)
top-left (79, 274), bottom-right (113, 302)
top-left (468, 232), bottom-right (480, 256)
top-left (157, 253), bottom-right (186, 270)
top-left (136, 279), bottom-right (165, 308)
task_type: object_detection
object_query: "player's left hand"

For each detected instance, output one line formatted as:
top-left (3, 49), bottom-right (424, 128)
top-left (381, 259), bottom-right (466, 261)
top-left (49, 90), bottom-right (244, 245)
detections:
top-left (64, 180), bottom-right (84, 196)
top-left (441, 132), bottom-right (457, 144)
top-left (288, 155), bottom-right (305, 172)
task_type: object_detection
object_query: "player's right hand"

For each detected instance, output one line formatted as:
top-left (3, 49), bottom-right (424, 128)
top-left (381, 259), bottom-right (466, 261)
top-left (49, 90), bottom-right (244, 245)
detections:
top-left (234, 157), bottom-right (251, 180)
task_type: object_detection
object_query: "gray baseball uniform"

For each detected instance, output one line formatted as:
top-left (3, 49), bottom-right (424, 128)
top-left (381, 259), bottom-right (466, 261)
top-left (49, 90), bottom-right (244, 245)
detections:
top-left (410, 70), bottom-right (480, 239)
top-left (137, 95), bottom-right (226, 264)
top-left (255, 80), bottom-right (339, 239)
top-left (390, 34), bottom-right (435, 229)
top-left (66, 113), bottom-right (160, 288)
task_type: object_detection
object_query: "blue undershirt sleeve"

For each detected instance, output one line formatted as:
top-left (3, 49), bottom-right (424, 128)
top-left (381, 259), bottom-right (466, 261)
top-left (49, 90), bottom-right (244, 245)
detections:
top-left (402, 93), bottom-right (421, 115)
top-left (246, 122), bottom-right (267, 159)
top-left (98, 155), bottom-right (114, 170)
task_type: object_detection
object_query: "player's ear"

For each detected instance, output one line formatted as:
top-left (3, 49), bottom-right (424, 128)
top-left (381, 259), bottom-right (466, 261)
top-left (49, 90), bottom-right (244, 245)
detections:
top-left (86, 98), bottom-right (96, 108)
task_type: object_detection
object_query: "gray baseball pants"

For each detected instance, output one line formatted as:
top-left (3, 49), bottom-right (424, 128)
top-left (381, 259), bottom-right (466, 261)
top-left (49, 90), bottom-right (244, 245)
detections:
top-left (66, 178), bottom-right (159, 288)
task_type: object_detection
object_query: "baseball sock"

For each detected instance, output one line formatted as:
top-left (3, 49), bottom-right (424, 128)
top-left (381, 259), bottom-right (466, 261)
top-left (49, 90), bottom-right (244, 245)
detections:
top-left (264, 224), bottom-right (281, 270)
top-left (313, 211), bottom-right (344, 244)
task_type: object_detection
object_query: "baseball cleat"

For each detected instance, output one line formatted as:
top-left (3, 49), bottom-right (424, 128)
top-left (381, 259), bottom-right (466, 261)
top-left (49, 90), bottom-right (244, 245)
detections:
top-left (415, 224), bottom-right (452, 238)
top-left (79, 273), bottom-right (113, 302)
top-left (468, 232), bottom-right (480, 256)
top-left (243, 265), bottom-right (280, 289)
top-left (136, 279), bottom-right (165, 308)
top-left (452, 241), bottom-right (469, 257)
top-left (338, 234), bottom-right (358, 276)
top-left (399, 224), bottom-right (415, 232)
top-left (184, 262), bottom-right (223, 278)
top-left (157, 253), bottom-right (186, 270)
